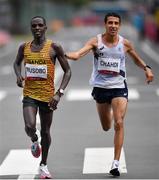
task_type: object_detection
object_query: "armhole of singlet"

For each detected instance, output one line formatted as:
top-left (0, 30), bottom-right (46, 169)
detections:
top-left (24, 42), bottom-right (31, 52)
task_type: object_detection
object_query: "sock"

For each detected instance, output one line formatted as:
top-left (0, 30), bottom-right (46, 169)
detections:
top-left (111, 160), bottom-right (119, 169)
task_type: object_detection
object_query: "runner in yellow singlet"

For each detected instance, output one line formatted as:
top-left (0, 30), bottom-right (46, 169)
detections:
top-left (13, 16), bottom-right (71, 179)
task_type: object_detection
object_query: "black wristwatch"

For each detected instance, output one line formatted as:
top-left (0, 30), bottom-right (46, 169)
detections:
top-left (57, 89), bottom-right (64, 97)
top-left (144, 65), bottom-right (151, 71)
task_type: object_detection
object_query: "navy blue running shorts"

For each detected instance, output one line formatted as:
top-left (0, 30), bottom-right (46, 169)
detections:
top-left (91, 87), bottom-right (128, 104)
top-left (22, 96), bottom-right (52, 112)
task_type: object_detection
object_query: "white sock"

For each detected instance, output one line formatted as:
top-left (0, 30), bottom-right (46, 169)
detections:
top-left (111, 160), bottom-right (119, 169)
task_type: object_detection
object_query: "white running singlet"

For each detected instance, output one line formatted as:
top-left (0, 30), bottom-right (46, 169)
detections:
top-left (89, 34), bottom-right (127, 89)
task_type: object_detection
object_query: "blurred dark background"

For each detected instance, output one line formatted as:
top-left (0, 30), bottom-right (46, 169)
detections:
top-left (0, 0), bottom-right (159, 46)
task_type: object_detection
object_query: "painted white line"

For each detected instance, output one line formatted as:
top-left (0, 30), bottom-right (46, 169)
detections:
top-left (66, 89), bottom-right (92, 101)
top-left (18, 174), bottom-right (35, 180)
top-left (0, 149), bottom-right (40, 176)
top-left (0, 91), bottom-right (7, 101)
top-left (83, 147), bottom-right (127, 174)
top-left (55, 66), bottom-right (62, 85)
top-left (66, 88), bottom-right (139, 101)
top-left (129, 88), bottom-right (140, 100)
top-left (141, 42), bottom-right (159, 64)
top-left (129, 101), bottom-right (159, 108)
top-left (156, 88), bottom-right (159, 96)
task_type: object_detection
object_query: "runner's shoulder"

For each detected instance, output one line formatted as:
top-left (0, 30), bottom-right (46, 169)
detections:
top-left (123, 38), bottom-right (134, 52)
top-left (51, 42), bottom-right (63, 51)
top-left (50, 42), bottom-right (65, 58)
top-left (17, 42), bottom-right (26, 54)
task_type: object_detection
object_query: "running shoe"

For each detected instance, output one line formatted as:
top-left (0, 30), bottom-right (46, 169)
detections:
top-left (109, 168), bottom-right (120, 176)
top-left (39, 164), bottom-right (52, 179)
top-left (109, 160), bottom-right (120, 177)
top-left (31, 141), bottom-right (41, 158)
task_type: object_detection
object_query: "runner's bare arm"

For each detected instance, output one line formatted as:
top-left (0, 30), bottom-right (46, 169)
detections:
top-left (124, 39), bottom-right (154, 83)
top-left (53, 43), bottom-right (71, 90)
top-left (49, 43), bottom-right (71, 110)
top-left (13, 43), bottom-right (25, 87)
top-left (65, 37), bottom-right (97, 60)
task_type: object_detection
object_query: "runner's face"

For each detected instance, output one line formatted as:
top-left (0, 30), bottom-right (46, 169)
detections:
top-left (31, 18), bottom-right (47, 38)
top-left (105, 16), bottom-right (120, 36)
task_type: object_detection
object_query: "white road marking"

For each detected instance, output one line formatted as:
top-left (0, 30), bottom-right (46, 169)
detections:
top-left (0, 149), bottom-right (40, 176)
top-left (55, 66), bottom-right (63, 85)
top-left (0, 90), bottom-right (7, 101)
top-left (18, 174), bottom-right (35, 180)
top-left (83, 147), bottom-right (127, 174)
top-left (66, 89), bottom-right (92, 101)
top-left (156, 88), bottom-right (159, 97)
top-left (128, 88), bottom-right (140, 100)
top-left (66, 88), bottom-right (140, 101)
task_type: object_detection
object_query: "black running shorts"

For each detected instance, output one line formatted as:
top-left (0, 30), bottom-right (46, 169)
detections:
top-left (23, 96), bottom-right (52, 112)
top-left (91, 87), bottom-right (128, 104)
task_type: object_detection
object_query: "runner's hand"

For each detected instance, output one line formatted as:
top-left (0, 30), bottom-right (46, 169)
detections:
top-left (48, 94), bottom-right (60, 110)
top-left (16, 76), bottom-right (24, 88)
top-left (145, 68), bottom-right (154, 84)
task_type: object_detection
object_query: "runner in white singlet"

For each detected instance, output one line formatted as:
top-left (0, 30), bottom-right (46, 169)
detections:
top-left (66, 12), bottom-right (154, 177)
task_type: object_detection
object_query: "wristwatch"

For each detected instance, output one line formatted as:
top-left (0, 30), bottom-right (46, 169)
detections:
top-left (144, 65), bottom-right (151, 71)
top-left (57, 88), bottom-right (64, 97)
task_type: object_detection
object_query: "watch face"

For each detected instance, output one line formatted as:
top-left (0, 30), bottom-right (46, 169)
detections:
top-left (59, 89), bottom-right (64, 94)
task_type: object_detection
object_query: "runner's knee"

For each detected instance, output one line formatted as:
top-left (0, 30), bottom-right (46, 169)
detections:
top-left (114, 120), bottom-right (123, 131)
top-left (102, 124), bottom-right (111, 131)
top-left (25, 125), bottom-right (38, 142)
top-left (41, 130), bottom-right (51, 146)
top-left (100, 116), bottom-right (112, 131)
top-left (41, 130), bottom-right (51, 139)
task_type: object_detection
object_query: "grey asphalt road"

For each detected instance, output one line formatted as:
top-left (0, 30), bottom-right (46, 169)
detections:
top-left (0, 25), bottom-right (159, 179)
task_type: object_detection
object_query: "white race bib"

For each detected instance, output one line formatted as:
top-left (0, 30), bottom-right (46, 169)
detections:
top-left (25, 63), bottom-right (47, 80)
top-left (98, 57), bottom-right (120, 74)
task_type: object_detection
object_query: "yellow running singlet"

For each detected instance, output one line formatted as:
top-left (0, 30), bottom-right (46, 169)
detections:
top-left (23, 40), bottom-right (55, 102)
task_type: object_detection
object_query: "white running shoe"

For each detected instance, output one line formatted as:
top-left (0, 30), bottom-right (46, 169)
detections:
top-left (39, 164), bottom-right (52, 179)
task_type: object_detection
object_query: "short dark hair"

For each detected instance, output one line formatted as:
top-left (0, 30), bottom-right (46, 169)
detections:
top-left (104, 12), bottom-right (121, 24)
top-left (31, 16), bottom-right (46, 25)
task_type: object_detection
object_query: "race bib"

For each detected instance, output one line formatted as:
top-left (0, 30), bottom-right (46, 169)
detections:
top-left (98, 57), bottom-right (120, 74)
top-left (25, 63), bottom-right (47, 80)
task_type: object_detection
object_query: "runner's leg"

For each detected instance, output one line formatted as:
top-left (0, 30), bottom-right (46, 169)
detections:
top-left (23, 106), bottom-right (38, 142)
top-left (111, 97), bottom-right (127, 160)
top-left (39, 109), bottom-right (53, 165)
top-left (96, 102), bottom-right (113, 131)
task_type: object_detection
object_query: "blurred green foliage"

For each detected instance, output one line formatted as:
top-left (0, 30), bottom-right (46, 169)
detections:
top-left (51, 0), bottom-right (90, 7)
